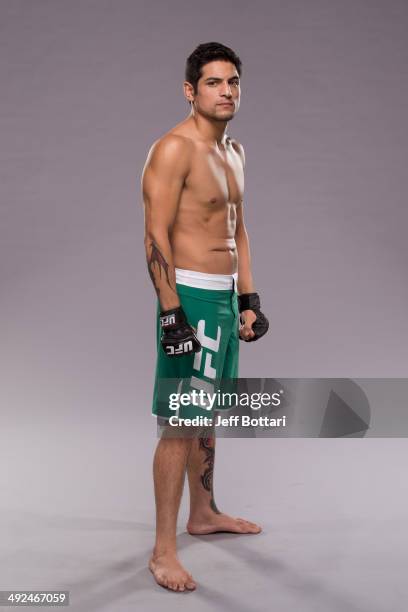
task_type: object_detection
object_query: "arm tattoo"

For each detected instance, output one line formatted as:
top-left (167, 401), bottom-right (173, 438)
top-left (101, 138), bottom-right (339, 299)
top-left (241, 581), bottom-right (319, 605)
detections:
top-left (199, 437), bottom-right (221, 514)
top-left (146, 240), bottom-right (177, 300)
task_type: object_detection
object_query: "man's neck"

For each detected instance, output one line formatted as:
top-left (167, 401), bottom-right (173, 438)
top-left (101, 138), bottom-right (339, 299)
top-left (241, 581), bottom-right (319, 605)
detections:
top-left (189, 112), bottom-right (228, 147)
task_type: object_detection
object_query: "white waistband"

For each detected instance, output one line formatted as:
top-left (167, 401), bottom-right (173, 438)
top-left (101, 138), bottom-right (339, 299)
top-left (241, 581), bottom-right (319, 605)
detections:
top-left (175, 268), bottom-right (238, 290)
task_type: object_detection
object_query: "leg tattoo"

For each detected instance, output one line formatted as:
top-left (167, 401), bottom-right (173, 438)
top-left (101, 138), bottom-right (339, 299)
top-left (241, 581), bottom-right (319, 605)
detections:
top-left (199, 437), bottom-right (221, 514)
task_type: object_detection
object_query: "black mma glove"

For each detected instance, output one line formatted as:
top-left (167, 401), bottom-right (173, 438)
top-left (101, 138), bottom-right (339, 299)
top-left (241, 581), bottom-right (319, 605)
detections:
top-left (160, 305), bottom-right (202, 356)
top-left (238, 292), bottom-right (269, 342)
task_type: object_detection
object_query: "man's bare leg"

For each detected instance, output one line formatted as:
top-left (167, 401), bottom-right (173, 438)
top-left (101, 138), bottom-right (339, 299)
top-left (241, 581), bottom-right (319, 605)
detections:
top-left (186, 428), bottom-right (262, 535)
top-left (149, 434), bottom-right (197, 591)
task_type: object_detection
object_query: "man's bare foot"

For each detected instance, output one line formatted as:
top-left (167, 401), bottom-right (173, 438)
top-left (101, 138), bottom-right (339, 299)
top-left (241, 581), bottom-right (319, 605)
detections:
top-left (149, 552), bottom-right (197, 592)
top-left (186, 512), bottom-right (262, 535)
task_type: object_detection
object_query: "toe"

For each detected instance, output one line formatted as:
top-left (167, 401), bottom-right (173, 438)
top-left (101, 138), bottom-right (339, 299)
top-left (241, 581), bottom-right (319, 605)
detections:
top-left (236, 518), bottom-right (252, 527)
top-left (186, 579), bottom-right (197, 590)
top-left (240, 523), bottom-right (251, 533)
top-left (237, 518), bottom-right (261, 528)
top-left (236, 518), bottom-right (262, 533)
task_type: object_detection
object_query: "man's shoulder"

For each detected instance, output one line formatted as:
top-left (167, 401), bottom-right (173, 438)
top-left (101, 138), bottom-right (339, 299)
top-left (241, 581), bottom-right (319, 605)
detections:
top-left (146, 131), bottom-right (194, 169)
top-left (228, 137), bottom-right (245, 167)
top-left (151, 130), bottom-right (194, 156)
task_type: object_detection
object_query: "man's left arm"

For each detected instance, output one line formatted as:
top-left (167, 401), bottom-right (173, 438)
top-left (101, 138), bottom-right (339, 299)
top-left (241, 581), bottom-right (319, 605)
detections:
top-left (235, 199), bottom-right (258, 340)
top-left (235, 200), bottom-right (255, 296)
top-left (234, 142), bottom-right (269, 342)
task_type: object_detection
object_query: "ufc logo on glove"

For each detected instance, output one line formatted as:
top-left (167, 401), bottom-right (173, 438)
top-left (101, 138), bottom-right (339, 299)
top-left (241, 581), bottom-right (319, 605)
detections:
top-left (165, 340), bottom-right (194, 356)
top-left (159, 306), bottom-right (202, 356)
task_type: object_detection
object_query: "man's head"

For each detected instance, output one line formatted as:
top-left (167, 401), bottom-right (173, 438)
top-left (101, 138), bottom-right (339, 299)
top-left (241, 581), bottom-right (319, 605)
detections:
top-left (184, 42), bottom-right (242, 122)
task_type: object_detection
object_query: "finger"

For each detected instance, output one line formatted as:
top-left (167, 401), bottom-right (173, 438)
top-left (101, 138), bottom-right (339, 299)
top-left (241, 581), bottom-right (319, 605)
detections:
top-left (242, 327), bottom-right (255, 340)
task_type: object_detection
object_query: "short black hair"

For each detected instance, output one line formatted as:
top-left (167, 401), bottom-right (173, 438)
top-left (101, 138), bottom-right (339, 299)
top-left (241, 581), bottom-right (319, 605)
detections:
top-left (185, 42), bottom-right (242, 94)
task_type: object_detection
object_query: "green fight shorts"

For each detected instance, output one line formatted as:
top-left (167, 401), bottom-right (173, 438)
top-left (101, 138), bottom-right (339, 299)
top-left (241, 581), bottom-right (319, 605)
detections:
top-left (152, 268), bottom-right (239, 421)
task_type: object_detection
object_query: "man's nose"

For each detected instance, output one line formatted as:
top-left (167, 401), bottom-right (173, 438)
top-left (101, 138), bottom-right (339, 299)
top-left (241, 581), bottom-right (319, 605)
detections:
top-left (221, 83), bottom-right (232, 97)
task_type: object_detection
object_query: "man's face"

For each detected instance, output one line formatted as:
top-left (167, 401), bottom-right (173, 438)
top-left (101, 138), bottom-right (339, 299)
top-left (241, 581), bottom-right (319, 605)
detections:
top-left (188, 60), bottom-right (241, 121)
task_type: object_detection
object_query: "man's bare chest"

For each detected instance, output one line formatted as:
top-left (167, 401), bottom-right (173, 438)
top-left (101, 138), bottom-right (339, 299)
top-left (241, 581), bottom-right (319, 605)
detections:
top-left (184, 147), bottom-right (244, 206)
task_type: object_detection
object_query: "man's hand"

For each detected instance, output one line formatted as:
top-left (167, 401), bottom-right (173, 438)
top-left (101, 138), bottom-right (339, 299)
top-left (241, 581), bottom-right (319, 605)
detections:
top-left (239, 309), bottom-right (257, 341)
top-left (160, 306), bottom-right (202, 356)
top-left (238, 293), bottom-right (269, 342)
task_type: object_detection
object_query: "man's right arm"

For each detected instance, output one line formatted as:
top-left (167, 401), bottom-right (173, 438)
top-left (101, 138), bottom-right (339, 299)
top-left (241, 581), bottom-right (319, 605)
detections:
top-left (142, 135), bottom-right (191, 311)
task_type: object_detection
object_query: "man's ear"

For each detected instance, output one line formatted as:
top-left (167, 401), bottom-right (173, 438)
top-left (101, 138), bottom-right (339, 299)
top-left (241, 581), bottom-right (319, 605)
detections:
top-left (183, 81), bottom-right (195, 104)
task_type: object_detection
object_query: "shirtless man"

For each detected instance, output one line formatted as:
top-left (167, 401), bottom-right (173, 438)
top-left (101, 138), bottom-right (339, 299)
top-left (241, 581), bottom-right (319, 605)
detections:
top-left (142, 42), bottom-right (269, 592)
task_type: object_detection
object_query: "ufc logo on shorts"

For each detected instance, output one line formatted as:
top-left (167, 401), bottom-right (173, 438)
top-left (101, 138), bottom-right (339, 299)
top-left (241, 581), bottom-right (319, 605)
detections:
top-left (165, 340), bottom-right (193, 356)
top-left (187, 319), bottom-right (221, 411)
top-left (193, 320), bottom-right (221, 379)
top-left (164, 320), bottom-right (220, 358)
top-left (160, 314), bottom-right (176, 327)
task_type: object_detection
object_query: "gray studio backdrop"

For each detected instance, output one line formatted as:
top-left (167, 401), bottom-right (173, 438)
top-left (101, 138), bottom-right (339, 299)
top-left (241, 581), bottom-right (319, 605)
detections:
top-left (2, 3), bottom-right (408, 607)
top-left (1, 0), bottom-right (407, 426)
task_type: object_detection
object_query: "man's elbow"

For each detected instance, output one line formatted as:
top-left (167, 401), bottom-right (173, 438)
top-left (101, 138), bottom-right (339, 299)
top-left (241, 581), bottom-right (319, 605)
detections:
top-left (144, 225), bottom-right (171, 246)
